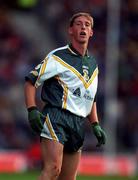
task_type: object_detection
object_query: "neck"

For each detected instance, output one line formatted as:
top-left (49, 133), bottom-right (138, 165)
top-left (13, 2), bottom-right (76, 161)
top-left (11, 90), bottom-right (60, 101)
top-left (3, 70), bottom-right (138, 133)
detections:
top-left (71, 41), bottom-right (88, 56)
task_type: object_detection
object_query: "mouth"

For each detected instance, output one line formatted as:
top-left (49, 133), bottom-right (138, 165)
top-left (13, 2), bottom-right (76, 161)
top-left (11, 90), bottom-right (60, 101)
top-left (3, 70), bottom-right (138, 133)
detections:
top-left (80, 32), bottom-right (86, 36)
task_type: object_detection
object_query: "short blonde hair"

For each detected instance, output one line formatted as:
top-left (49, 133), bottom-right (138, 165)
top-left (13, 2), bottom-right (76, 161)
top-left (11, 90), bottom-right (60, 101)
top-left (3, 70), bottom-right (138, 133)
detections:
top-left (69, 12), bottom-right (94, 28)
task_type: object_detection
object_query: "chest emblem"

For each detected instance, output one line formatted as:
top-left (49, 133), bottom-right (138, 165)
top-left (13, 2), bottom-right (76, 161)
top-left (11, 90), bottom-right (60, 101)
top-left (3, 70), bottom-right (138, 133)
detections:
top-left (82, 65), bottom-right (89, 81)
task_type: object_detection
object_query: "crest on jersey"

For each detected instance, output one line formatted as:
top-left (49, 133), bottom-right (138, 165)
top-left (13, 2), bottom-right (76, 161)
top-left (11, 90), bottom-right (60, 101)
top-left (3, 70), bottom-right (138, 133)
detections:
top-left (82, 65), bottom-right (89, 81)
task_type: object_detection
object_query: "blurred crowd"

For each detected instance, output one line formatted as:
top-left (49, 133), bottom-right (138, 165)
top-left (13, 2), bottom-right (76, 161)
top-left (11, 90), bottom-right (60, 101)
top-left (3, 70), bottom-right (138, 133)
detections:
top-left (0, 0), bottom-right (137, 155)
top-left (117, 0), bottom-right (138, 152)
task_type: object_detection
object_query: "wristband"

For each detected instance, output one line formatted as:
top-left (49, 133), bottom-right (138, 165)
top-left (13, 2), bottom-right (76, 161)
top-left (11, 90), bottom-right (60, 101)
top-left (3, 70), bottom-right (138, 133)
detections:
top-left (92, 122), bottom-right (99, 126)
top-left (27, 106), bottom-right (37, 112)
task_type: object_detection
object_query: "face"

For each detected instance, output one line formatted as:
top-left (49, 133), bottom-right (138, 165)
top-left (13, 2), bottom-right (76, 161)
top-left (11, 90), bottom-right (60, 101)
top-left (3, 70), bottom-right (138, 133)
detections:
top-left (69, 16), bottom-right (93, 44)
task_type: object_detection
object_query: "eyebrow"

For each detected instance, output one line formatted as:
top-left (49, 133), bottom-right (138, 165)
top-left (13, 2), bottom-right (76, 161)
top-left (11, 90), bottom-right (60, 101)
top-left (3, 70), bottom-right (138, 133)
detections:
top-left (74, 20), bottom-right (91, 24)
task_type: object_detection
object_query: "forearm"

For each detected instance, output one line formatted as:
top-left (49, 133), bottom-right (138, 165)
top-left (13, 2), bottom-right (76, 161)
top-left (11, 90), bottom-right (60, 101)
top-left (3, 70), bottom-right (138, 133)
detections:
top-left (24, 81), bottom-right (37, 108)
top-left (88, 102), bottom-right (99, 124)
top-left (89, 102), bottom-right (106, 146)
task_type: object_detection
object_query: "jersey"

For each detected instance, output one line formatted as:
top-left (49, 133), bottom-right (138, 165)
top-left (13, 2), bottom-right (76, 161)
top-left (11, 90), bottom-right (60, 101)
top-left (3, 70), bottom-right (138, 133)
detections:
top-left (25, 44), bottom-right (98, 118)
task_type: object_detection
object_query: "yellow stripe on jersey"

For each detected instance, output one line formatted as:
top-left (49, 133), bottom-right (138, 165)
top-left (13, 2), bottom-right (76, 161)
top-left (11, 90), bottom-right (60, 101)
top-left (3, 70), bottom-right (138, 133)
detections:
top-left (86, 67), bottom-right (98, 88)
top-left (63, 84), bottom-right (68, 109)
top-left (55, 76), bottom-right (68, 109)
top-left (39, 57), bottom-right (48, 77)
top-left (53, 55), bottom-right (98, 89)
top-left (52, 55), bottom-right (87, 88)
top-left (45, 115), bottom-right (58, 141)
top-left (35, 58), bottom-right (48, 87)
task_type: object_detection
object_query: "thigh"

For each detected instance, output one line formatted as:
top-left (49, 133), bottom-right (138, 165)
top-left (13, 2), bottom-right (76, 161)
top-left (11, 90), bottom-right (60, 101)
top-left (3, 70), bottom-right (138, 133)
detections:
top-left (58, 151), bottom-right (81, 180)
top-left (40, 138), bottom-right (64, 170)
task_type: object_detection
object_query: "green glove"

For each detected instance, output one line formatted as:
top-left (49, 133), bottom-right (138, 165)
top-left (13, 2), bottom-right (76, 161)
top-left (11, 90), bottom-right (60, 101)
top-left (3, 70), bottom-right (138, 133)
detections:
top-left (92, 122), bottom-right (106, 147)
top-left (27, 106), bottom-right (45, 134)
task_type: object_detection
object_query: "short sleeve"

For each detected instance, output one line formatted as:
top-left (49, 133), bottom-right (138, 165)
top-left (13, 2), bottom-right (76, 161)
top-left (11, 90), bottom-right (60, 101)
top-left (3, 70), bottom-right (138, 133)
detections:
top-left (25, 55), bottom-right (58, 88)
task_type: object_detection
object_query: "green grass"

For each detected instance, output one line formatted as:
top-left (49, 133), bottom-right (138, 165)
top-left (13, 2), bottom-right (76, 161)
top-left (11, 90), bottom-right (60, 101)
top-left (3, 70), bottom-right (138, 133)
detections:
top-left (0, 171), bottom-right (137, 180)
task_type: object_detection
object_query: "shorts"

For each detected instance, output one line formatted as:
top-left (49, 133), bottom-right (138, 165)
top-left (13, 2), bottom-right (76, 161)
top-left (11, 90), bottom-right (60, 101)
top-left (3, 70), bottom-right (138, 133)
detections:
top-left (40, 105), bottom-right (86, 153)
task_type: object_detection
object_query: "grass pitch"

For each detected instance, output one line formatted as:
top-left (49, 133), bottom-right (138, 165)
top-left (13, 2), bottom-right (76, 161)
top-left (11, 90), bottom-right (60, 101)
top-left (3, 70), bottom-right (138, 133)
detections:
top-left (0, 171), bottom-right (137, 180)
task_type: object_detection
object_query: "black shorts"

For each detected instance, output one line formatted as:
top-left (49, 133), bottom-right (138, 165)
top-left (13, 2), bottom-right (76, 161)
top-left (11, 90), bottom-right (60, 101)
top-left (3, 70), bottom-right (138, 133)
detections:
top-left (40, 105), bottom-right (86, 153)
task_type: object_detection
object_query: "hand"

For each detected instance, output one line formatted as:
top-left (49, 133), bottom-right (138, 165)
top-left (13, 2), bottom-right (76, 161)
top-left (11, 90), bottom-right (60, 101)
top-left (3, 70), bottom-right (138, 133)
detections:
top-left (27, 106), bottom-right (45, 134)
top-left (92, 122), bottom-right (106, 147)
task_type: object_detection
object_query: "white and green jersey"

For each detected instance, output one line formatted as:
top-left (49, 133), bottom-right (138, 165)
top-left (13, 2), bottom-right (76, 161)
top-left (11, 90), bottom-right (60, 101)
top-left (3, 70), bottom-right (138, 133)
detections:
top-left (25, 44), bottom-right (98, 117)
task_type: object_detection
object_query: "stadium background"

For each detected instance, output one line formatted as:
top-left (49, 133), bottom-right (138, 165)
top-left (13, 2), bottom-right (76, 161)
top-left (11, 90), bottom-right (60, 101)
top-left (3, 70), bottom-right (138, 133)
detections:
top-left (0, 0), bottom-right (137, 179)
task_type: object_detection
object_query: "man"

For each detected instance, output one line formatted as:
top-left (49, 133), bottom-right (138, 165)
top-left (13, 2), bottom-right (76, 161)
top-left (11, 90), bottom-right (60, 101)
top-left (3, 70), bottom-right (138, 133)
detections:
top-left (24, 12), bottom-right (106, 180)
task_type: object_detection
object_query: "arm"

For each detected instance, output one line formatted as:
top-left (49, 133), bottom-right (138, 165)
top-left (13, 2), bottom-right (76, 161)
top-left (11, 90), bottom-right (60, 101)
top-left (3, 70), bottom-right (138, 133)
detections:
top-left (88, 102), bottom-right (106, 147)
top-left (24, 80), bottom-right (44, 134)
top-left (88, 102), bottom-right (99, 124)
top-left (24, 55), bottom-right (57, 134)
top-left (24, 81), bottom-right (37, 108)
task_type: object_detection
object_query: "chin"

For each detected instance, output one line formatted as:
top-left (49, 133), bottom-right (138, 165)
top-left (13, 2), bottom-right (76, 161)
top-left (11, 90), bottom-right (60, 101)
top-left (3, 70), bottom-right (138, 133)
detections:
top-left (78, 40), bottom-right (87, 44)
top-left (78, 37), bottom-right (88, 44)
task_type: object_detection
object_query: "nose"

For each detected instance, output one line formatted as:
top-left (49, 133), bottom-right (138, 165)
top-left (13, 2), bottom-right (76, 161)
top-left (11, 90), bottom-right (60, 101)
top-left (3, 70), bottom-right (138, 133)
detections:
top-left (81, 23), bottom-right (86, 29)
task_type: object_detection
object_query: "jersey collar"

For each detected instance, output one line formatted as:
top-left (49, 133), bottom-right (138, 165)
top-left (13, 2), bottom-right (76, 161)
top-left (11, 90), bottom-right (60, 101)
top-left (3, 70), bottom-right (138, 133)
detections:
top-left (68, 44), bottom-right (89, 57)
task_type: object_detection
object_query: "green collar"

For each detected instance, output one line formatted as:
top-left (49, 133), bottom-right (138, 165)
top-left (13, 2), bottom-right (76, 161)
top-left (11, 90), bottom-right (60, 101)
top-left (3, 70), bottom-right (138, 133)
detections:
top-left (68, 44), bottom-right (89, 57)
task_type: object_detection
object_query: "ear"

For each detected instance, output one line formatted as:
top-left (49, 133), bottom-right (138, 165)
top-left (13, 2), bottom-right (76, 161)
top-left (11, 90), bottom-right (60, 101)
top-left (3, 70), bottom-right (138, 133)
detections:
top-left (90, 29), bottom-right (93, 37)
top-left (68, 27), bottom-right (73, 35)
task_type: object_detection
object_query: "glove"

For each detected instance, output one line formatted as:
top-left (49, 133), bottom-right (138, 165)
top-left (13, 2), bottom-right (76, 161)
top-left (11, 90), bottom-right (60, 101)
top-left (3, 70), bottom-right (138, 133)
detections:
top-left (92, 122), bottom-right (106, 147)
top-left (27, 106), bottom-right (45, 134)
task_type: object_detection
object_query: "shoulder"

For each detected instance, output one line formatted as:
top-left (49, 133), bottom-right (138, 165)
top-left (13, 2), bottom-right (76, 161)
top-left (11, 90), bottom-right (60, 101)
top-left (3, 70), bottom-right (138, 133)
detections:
top-left (47, 45), bottom-right (69, 58)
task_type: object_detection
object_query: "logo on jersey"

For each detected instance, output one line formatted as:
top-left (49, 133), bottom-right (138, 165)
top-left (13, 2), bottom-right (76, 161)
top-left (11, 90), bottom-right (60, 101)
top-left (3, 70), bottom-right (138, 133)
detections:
top-left (72, 88), bottom-right (81, 97)
top-left (83, 90), bottom-right (93, 101)
top-left (30, 70), bottom-right (38, 76)
top-left (82, 65), bottom-right (89, 81)
top-left (30, 61), bottom-right (44, 77)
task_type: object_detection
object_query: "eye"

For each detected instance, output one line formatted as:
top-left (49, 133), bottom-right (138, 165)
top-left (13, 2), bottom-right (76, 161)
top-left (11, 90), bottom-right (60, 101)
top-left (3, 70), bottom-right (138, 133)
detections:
top-left (85, 22), bottom-right (91, 27)
top-left (75, 22), bottom-right (81, 26)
